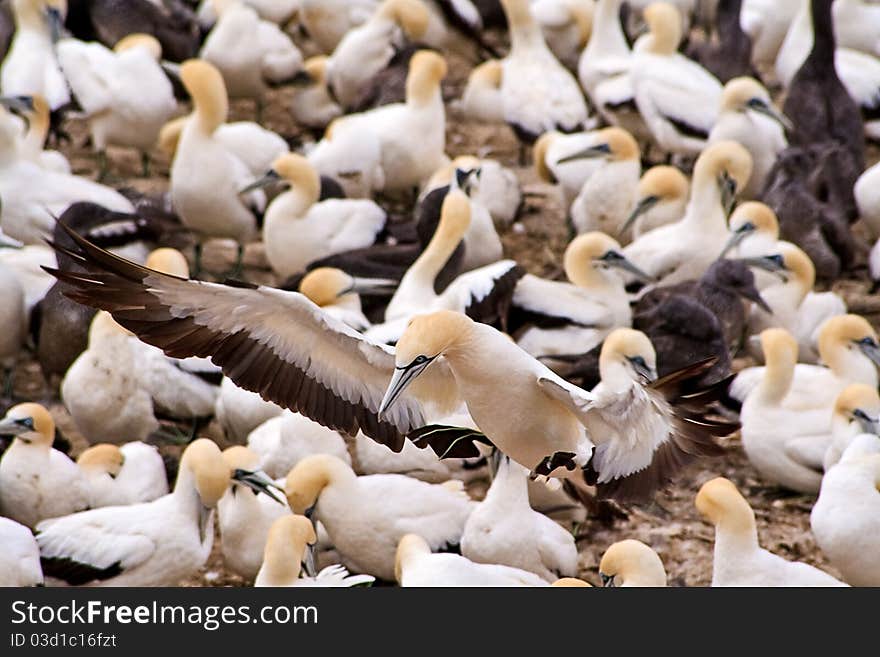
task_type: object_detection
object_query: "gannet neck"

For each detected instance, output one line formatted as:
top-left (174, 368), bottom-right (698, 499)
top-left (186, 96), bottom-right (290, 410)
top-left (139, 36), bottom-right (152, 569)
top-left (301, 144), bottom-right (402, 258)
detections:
top-left (697, 478), bottom-right (760, 552)
top-left (757, 329), bottom-right (797, 404)
top-left (402, 190), bottom-right (471, 295)
top-left (686, 169), bottom-right (726, 230)
top-left (0, 111), bottom-right (21, 166)
top-left (173, 439), bottom-right (230, 509)
top-left (643, 2), bottom-right (682, 55)
top-left (587, 0), bottom-right (628, 56)
top-left (807, 0), bottom-right (835, 66)
top-left (24, 95), bottom-right (50, 154)
top-left (502, 0), bottom-right (546, 53)
top-left (11, 0), bottom-right (48, 36)
top-left (274, 154), bottom-right (322, 208)
top-left (406, 51), bottom-right (447, 108)
top-left (259, 516), bottom-right (316, 586)
top-left (484, 458), bottom-right (531, 509)
top-left (181, 60), bottom-right (228, 135)
top-left (395, 534), bottom-right (432, 582)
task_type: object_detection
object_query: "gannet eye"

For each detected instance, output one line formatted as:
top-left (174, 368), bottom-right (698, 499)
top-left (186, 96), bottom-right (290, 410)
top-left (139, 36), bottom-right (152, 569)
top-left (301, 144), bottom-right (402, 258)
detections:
top-left (15, 417), bottom-right (34, 430)
top-left (736, 221), bottom-right (755, 234)
top-left (746, 97), bottom-right (766, 109)
top-left (412, 355), bottom-right (429, 365)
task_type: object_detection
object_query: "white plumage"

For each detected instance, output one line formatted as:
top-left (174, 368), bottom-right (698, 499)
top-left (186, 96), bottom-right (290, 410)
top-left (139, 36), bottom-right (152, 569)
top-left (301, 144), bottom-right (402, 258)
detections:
top-left (0, 517), bottom-right (43, 586)
top-left (78, 442), bottom-right (168, 508)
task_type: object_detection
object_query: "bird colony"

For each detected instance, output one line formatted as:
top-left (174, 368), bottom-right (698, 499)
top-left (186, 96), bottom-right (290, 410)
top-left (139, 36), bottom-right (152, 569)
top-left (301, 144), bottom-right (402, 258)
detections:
top-left (0, 0), bottom-right (878, 588)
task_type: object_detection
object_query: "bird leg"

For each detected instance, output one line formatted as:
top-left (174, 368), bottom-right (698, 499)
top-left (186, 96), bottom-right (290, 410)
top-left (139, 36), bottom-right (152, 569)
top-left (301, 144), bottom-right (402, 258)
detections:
top-left (224, 244), bottom-right (245, 279)
top-left (192, 243), bottom-right (204, 278)
top-left (97, 150), bottom-right (109, 182)
top-left (2, 366), bottom-right (15, 399)
top-left (140, 151), bottom-right (151, 178)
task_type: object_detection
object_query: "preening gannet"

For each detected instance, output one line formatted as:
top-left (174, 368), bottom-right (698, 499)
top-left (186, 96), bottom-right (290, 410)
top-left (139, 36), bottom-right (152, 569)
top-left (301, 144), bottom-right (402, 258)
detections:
top-left (696, 477), bottom-right (847, 586)
top-left (618, 165), bottom-right (689, 240)
top-left (255, 515), bottom-right (376, 587)
top-left (77, 442), bottom-right (168, 508)
top-left (0, 403), bottom-right (90, 528)
top-left (599, 539), bottom-right (667, 586)
top-left (824, 384), bottom-right (880, 471)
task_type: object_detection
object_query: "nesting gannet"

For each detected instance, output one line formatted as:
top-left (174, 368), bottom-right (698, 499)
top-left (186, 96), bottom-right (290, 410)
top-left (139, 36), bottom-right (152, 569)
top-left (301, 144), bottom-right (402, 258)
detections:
top-left (731, 314), bottom-right (880, 413)
top-left (290, 56), bottom-right (343, 130)
top-left (0, 112), bottom-right (134, 245)
top-left (531, 0), bottom-right (593, 70)
top-left (720, 202), bottom-right (780, 263)
top-left (598, 539), bottom-right (667, 587)
top-left (284, 454), bottom-right (474, 581)
top-left (533, 129), bottom-right (609, 207)
top-left (623, 141), bottom-right (752, 287)
top-left (708, 77), bottom-right (789, 199)
top-left (297, 267), bottom-right (395, 332)
top-left (0, 403), bottom-right (90, 528)
top-left (77, 442), bottom-right (168, 508)
top-left (630, 2), bottom-right (722, 157)
top-left (565, 127), bottom-right (641, 239)
top-left (61, 311), bottom-right (159, 444)
top-left (497, 0), bottom-right (588, 140)
top-left (368, 190), bottom-right (522, 343)
top-left (0, 517), bottom-right (43, 586)
top-left (247, 411), bottom-right (352, 480)
top-left (255, 515), bottom-right (376, 587)
top-left (217, 446), bottom-right (288, 580)
top-left (0, 237), bottom-right (54, 317)
top-left (326, 0), bottom-right (430, 110)
top-left (200, 0), bottom-right (302, 113)
top-left (509, 232), bottom-right (643, 359)
top-left (197, 0), bottom-right (301, 26)
top-left (457, 59), bottom-right (504, 124)
top-left (740, 329), bottom-right (828, 493)
top-left (823, 384), bottom-right (880, 471)
top-left (618, 165), bottom-right (689, 239)
top-left (425, 156), bottom-right (522, 228)
top-left (214, 376), bottom-right (283, 443)
top-left (36, 439), bottom-right (262, 586)
top-left (461, 456), bottom-right (577, 582)
top-left (49, 225), bottom-right (733, 504)
top-left (299, 0), bottom-right (380, 54)
top-left (740, 0), bottom-right (800, 68)
top-left (855, 161), bottom-right (880, 241)
top-left (396, 533), bottom-right (549, 586)
top-left (696, 477), bottom-right (847, 586)
top-left (0, 93), bottom-right (68, 171)
top-left (0, 0), bottom-right (69, 110)
top-left (742, 243), bottom-right (846, 363)
top-left (56, 33), bottom-right (177, 177)
top-left (811, 434), bottom-right (880, 587)
top-left (577, 0), bottom-right (645, 140)
top-left (245, 153), bottom-right (387, 279)
top-left (316, 49), bottom-right (449, 194)
top-left (0, 261), bottom-right (24, 377)
top-left (169, 59), bottom-right (263, 266)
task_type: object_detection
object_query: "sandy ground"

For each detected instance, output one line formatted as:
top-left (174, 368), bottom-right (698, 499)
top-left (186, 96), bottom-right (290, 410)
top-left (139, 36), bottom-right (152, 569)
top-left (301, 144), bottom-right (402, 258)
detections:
top-left (10, 47), bottom-right (880, 588)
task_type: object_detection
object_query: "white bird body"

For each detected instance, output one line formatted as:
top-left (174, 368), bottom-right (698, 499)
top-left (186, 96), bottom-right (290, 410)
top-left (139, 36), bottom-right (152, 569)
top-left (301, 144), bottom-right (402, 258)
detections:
top-left (0, 0), bottom-right (69, 110)
top-left (131, 343), bottom-right (219, 420)
top-left (740, 0), bottom-right (800, 67)
top-left (306, 119), bottom-right (385, 199)
top-left (697, 477), bottom-right (847, 587)
top-left (471, 158), bottom-right (522, 226)
top-left (56, 36), bottom-right (177, 153)
top-left (61, 313), bottom-right (159, 445)
top-left (214, 376), bottom-right (283, 443)
top-left (37, 440), bottom-right (231, 586)
top-left (354, 430), bottom-right (456, 482)
top-left (458, 59), bottom-right (504, 124)
top-left (0, 243), bottom-right (54, 316)
top-left (0, 517), bottom-right (43, 586)
top-left (531, 0), bottom-right (594, 70)
top-left (811, 435), bottom-right (880, 587)
top-left (832, 0), bottom-right (880, 57)
top-left (247, 411), bottom-right (352, 480)
top-left (290, 56), bottom-right (342, 130)
top-left (200, 1), bottom-right (303, 101)
top-left (0, 262), bottom-right (24, 364)
top-left (0, 404), bottom-right (91, 529)
top-left (197, 0), bottom-right (301, 26)
top-left (461, 457), bottom-right (577, 582)
top-left (208, 122), bottom-right (288, 177)
top-left (623, 141), bottom-right (751, 287)
top-left (499, 0), bottom-right (588, 138)
top-left (855, 160), bottom-right (880, 240)
top-left (533, 130), bottom-right (607, 206)
top-left (170, 60), bottom-right (262, 245)
top-left (396, 533), bottom-right (548, 586)
top-left (79, 442), bottom-right (168, 508)
top-left (262, 167), bottom-right (387, 278)
top-left (630, 2), bottom-right (721, 156)
top-left (299, 0), bottom-right (379, 54)
top-left (286, 455), bottom-right (474, 581)
top-left (570, 158), bottom-right (640, 237)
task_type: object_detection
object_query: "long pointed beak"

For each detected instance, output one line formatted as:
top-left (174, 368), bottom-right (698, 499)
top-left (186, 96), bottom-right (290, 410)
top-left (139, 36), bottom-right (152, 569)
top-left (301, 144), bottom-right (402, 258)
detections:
top-left (740, 285), bottom-right (772, 314)
top-left (46, 7), bottom-right (64, 43)
top-left (0, 418), bottom-right (27, 436)
top-left (344, 277), bottom-right (398, 297)
top-left (378, 360), bottom-right (433, 418)
top-left (600, 572), bottom-right (614, 587)
top-left (751, 101), bottom-right (794, 132)
top-left (240, 170), bottom-right (281, 195)
top-left (302, 540), bottom-right (318, 578)
top-left (232, 469), bottom-right (286, 504)
top-left (853, 409), bottom-right (880, 435)
top-left (198, 504), bottom-right (212, 543)
top-left (0, 95), bottom-right (35, 115)
top-left (719, 228), bottom-right (751, 258)
top-left (557, 143), bottom-right (611, 164)
top-left (719, 172), bottom-right (737, 216)
top-left (603, 253), bottom-right (655, 283)
top-left (857, 339), bottom-right (880, 368)
top-left (738, 255), bottom-right (786, 276)
top-left (160, 60), bottom-right (181, 81)
top-left (619, 196), bottom-right (659, 236)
